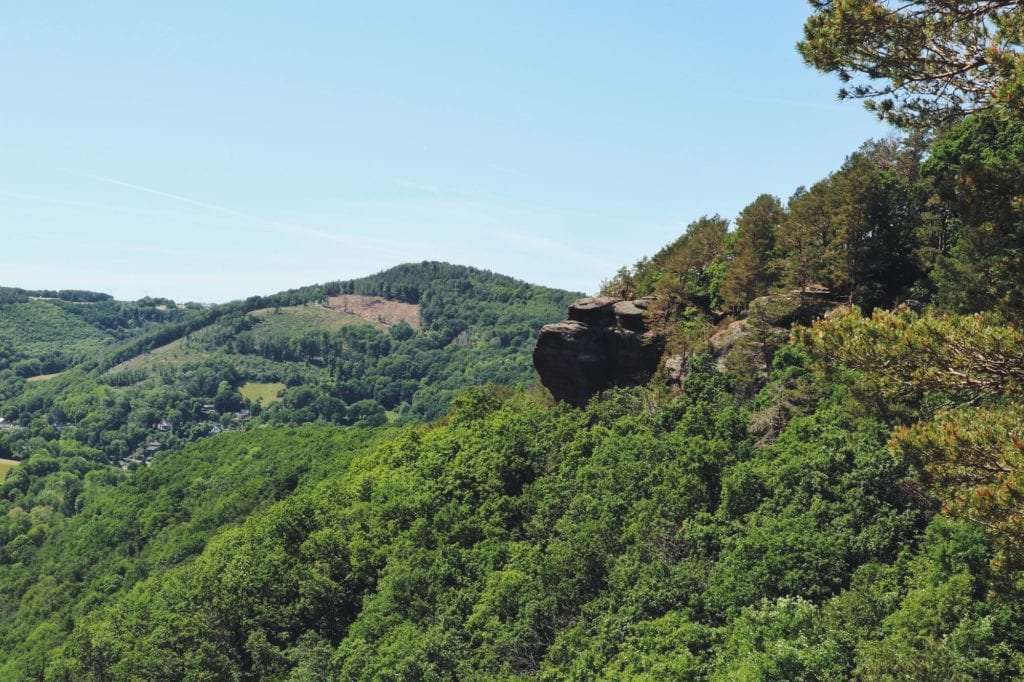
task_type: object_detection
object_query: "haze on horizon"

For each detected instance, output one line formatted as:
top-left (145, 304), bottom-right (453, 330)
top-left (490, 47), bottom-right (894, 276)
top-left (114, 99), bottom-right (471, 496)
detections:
top-left (1, 2), bottom-right (890, 303)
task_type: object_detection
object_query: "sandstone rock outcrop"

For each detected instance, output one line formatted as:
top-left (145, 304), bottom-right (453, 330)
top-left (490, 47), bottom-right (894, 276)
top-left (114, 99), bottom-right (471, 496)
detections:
top-left (668, 286), bottom-right (839, 388)
top-left (534, 287), bottom-right (838, 405)
top-left (533, 297), bottom-right (664, 406)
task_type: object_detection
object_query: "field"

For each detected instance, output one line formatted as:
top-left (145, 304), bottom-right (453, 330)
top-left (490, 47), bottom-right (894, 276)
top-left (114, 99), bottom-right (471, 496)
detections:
top-left (104, 328), bottom-right (218, 375)
top-left (0, 459), bottom-right (19, 481)
top-left (240, 382), bottom-right (286, 406)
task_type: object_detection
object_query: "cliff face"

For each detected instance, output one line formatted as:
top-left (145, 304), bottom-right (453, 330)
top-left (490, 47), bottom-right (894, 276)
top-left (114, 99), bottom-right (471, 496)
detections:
top-left (534, 288), bottom-right (839, 406)
top-left (665, 287), bottom-right (839, 389)
top-left (532, 297), bottom-right (664, 406)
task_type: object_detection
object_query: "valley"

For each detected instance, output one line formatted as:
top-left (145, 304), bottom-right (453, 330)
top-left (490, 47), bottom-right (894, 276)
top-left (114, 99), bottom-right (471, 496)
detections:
top-left (2, 2), bottom-right (1024, 678)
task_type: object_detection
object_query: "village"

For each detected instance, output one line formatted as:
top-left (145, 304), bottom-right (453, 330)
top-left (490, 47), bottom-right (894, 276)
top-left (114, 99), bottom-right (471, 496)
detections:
top-left (116, 405), bottom-right (252, 471)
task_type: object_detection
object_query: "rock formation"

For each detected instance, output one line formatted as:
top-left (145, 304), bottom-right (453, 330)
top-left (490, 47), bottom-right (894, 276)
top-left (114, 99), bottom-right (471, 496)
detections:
top-left (534, 287), bottom-right (838, 405)
top-left (666, 286), bottom-right (838, 388)
top-left (533, 297), bottom-right (664, 406)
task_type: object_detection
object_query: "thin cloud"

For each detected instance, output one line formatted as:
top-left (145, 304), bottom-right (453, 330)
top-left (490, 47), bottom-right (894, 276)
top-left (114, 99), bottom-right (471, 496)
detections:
top-left (0, 188), bottom-right (202, 221)
top-left (493, 228), bottom-right (619, 274)
top-left (61, 170), bottom-right (252, 217)
top-left (60, 169), bottom-right (411, 252)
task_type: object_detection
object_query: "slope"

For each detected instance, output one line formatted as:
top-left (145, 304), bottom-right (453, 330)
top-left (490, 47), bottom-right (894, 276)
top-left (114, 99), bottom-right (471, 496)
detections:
top-left (0, 263), bottom-right (579, 465)
top-left (2, 369), bottom-right (1017, 679)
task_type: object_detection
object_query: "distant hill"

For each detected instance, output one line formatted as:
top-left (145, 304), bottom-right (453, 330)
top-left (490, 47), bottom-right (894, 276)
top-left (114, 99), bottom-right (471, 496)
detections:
top-left (0, 263), bottom-right (580, 463)
top-left (0, 287), bottom-right (199, 378)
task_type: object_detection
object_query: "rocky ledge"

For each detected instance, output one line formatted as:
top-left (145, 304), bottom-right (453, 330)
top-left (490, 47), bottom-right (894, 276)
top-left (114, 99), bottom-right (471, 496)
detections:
top-left (665, 286), bottom-right (839, 388)
top-left (533, 296), bottom-right (664, 407)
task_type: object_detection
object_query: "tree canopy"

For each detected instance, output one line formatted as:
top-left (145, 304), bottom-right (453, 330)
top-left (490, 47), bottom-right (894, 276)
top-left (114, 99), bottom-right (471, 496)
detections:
top-left (799, 0), bottom-right (1024, 128)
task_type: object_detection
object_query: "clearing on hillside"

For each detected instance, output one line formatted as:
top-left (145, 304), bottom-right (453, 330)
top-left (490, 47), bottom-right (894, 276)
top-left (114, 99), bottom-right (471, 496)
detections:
top-left (0, 459), bottom-right (19, 481)
top-left (103, 326), bottom-right (219, 376)
top-left (240, 382), bottom-right (286, 406)
top-left (326, 295), bottom-right (420, 330)
top-left (248, 304), bottom-right (383, 336)
top-left (103, 304), bottom-right (377, 378)
top-left (26, 372), bottom-right (64, 383)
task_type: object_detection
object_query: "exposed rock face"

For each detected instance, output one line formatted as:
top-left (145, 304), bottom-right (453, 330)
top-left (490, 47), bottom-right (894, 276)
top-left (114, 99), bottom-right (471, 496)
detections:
top-left (534, 287), bottom-right (838, 405)
top-left (668, 286), bottom-right (839, 390)
top-left (533, 297), bottom-right (664, 406)
top-left (747, 286), bottom-right (835, 329)
top-left (709, 287), bottom-right (836, 363)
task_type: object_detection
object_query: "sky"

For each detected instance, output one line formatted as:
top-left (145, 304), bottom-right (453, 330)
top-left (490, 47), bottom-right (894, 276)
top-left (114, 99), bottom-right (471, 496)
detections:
top-left (0, 2), bottom-right (892, 303)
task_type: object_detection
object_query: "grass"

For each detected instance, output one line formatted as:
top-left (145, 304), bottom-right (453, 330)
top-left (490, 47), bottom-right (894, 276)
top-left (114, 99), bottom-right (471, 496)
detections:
top-left (27, 372), bottom-right (64, 383)
top-left (248, 304), bottom-right (382, 336)
top-left (104, 331), bottom-right (216, 376)
top-left (240, 382), bottom-right (286, 406)
top-left (0, 459), bottom-right (19, 481)
top-left (105, 304), bottom-right (376, 378)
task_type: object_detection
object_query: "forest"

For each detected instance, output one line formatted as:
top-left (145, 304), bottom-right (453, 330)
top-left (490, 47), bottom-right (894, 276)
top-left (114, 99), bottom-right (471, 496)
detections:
top-left (0, 263), bottom-right (577, 465)
top-left (1, 1), bottom-right (1024, 679)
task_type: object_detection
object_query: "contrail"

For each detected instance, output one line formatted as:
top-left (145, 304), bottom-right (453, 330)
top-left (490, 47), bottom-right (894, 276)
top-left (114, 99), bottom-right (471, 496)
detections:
top-left (62, 170), bottom-right (254, 218)
top-left (60, 169), bottom-right (409, 252)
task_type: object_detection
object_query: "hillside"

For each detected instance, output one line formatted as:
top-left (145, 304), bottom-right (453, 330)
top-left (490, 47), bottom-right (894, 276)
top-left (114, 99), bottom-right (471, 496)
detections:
top-left (1, 108), bottom-right (1023, 678)
top-left (0, 369), bottom-right (1018, 679)
top-left (2, 111), bottom-right (1024, 677)
top-left (3, 2), bottom-right (1024, 677)
top-left (0, 263), bottom-right (578, 466)
top-left (0, 289), bottom-right (199, 379)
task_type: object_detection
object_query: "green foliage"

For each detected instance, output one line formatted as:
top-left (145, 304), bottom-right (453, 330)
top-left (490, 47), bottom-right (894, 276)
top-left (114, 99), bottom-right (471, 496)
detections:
top-left (779, 140), bottom-right (924, 307)
top-left (4, 82), bottom-right (1024, 682)
top-left (0, 426), bottom-right (387, 680)
top-left (602, 215), bottom-right (728, 308)
top-left (799, 0), bottom-right (1024, 128)
top-left (924, 112), bottom-right (1024, 318)
top-left (0, 296), bottom-right (195, 378)
top-left (719, 194), bottom-right (785, 311)
top-left (1, 362), bottom-right (1011, 679)
top-left (801, 307), bottom-right (1024, 569)
top-left (0, 263), bottom-right (577, 468)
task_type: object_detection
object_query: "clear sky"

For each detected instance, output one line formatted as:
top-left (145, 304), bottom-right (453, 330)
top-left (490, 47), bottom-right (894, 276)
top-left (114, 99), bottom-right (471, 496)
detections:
top-left (1, 2), bottom-right (890, 302)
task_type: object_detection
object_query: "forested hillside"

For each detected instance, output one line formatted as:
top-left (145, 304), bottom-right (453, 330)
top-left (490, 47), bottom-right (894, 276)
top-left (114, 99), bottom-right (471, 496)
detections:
top-left (0, 289), bottom-right (198, 379)
top-left (0, 263), bottom-right (577, 466)
top-left (2, 369), bottom-right (1020, 679)
top-left (2, 1), bottom-right (1024, 679)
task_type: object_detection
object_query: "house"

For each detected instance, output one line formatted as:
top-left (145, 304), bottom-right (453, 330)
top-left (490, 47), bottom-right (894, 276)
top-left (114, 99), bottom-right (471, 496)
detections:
top-left (209, 425), bottom-right (222, 435)
top-left (234, 409), bottom-right (251, 420)
top-left (155, 419), bottom-right (171, 432)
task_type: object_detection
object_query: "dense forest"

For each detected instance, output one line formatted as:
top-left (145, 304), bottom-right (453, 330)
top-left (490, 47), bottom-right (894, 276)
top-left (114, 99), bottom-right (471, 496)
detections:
top-left (0, 263), bottom-right (577, 465)
top-left (1, 1), bottom-right (1024, 679)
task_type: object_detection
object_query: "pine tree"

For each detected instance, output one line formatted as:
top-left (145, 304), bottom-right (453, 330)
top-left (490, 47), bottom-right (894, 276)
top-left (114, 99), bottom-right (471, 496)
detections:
top-left (799, 0), bottom-right (1024, 128)
top-left (720, 194), bottom-right (785, 311)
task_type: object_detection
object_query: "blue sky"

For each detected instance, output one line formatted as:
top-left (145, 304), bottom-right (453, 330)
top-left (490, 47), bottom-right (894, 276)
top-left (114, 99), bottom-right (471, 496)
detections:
top-left (1, 2), bottom-right (890, 302)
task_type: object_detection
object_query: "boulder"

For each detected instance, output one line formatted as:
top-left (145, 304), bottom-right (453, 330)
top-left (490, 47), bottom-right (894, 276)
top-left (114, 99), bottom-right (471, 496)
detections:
top-left (747, 287), bottom-right (834, 328)
top-left (533, 297), bottom-right (665, 406)
top-left (567, 296), bottom-right (619, 326)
